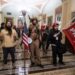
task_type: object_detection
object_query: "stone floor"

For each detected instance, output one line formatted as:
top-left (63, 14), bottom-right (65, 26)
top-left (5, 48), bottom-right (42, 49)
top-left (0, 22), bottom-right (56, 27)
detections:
top-left (0, 47), bottom-right (75, 75)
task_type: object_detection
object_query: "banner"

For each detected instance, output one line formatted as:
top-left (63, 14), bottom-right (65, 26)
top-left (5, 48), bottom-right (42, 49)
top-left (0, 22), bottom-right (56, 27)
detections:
top-left (63, 22), bottom-right (75, 53)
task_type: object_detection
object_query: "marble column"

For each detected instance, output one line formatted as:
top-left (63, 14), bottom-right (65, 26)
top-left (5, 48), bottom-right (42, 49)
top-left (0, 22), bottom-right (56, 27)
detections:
top-left (61, 0), bottom-right (72, 44)
top-left (0, 11), bottom-right (3, 25)
top-left (61, 0), bottom-right (72, 29)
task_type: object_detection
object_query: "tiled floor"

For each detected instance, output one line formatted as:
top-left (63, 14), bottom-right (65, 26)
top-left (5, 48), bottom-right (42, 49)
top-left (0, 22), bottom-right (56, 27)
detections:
top-left (29, 67), bottom-right (75, 75)
top-left (0, 47), bottom-right (75, 75)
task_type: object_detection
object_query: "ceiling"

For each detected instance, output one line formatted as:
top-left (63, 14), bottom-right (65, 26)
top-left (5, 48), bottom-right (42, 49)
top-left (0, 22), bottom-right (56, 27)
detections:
top-left (0, 0), bottom-right (62, 16)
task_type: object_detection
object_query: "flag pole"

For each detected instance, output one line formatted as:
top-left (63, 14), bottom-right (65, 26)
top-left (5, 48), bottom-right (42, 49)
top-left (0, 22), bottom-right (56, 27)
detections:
top-left (23, 20), bottom-right (28, 75)
top-left (22, 10), bottom-right (29, 75)
top-left (23, 45), bottom-right (29, 75)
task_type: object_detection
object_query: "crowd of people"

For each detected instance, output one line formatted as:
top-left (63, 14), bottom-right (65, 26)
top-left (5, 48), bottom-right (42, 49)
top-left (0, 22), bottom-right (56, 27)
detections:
top-left (0, 11), bottom-right (65, 69)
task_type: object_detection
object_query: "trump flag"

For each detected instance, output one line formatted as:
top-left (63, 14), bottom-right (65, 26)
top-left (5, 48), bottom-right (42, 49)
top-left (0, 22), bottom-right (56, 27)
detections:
top-left (63, 22), bottom-right (75, 53)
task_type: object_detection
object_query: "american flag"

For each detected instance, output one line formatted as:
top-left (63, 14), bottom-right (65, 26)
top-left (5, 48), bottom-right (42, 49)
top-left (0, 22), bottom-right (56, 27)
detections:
top-left (22, 23), bottom-right (29, 50)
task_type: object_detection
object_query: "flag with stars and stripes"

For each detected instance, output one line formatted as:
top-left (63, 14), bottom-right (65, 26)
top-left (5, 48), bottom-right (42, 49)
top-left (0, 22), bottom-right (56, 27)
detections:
top-left (22, 22), bottom-right (29, 50)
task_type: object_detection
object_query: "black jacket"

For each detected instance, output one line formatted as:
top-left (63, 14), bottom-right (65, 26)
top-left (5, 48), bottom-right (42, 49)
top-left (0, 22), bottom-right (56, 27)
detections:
top-left (48, 29), bottom-right (62, 45)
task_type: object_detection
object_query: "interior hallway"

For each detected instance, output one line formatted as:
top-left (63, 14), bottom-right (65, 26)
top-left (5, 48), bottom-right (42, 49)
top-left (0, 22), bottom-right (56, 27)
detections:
top-left (0, 0), bottom-right (75, 75)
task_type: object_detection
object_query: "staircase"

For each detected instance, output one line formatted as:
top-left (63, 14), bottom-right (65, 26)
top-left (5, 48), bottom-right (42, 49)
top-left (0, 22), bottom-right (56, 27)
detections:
top-left (0, 46), bottom-right (75, 75)
top-left (29, 49), bottom-right (75, 75)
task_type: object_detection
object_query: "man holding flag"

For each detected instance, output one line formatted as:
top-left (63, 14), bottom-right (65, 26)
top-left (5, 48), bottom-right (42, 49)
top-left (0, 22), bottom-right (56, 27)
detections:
top-left (20, 10), bottom-right (43, 68)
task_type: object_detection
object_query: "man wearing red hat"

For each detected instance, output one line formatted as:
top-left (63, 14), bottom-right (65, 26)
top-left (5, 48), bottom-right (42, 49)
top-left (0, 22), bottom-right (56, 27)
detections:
top-left (49, 23), bottom-right (65, 66)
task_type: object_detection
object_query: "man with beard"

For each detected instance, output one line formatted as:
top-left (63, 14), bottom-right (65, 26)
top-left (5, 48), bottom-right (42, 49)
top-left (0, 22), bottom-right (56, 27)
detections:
top-left (0, 21), bottom-right (18, 68)
top-left (29, 18), bottom-right (43, 68)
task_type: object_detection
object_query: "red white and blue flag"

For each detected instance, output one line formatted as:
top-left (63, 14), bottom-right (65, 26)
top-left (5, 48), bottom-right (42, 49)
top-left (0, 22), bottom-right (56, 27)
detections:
top-left (22, 23), bottom-right (29, 50)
